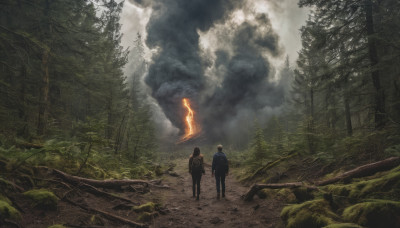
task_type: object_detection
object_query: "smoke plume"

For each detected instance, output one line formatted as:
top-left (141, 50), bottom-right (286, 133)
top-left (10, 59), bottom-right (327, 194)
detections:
top-left (132, 0), bottom-right (287, 143)
top-left (144, 0), bottom-right (239, 133)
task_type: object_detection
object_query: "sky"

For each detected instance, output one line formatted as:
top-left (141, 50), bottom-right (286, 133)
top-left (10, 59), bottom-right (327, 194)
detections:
top-left (119, 0), bottom-right (309, 144)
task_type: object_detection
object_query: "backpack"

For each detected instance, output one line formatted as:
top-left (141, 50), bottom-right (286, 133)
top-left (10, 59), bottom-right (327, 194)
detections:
top-left (215, 153), bottom-right (227, 172)
top-left (192, 156), bottom-right (202, 172)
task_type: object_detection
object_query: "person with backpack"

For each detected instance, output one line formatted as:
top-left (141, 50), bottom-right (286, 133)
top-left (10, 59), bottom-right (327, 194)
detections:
top-left (212, 144), bottom-right (229, 199)
top-left (189, 147), bottom-right (205, 200)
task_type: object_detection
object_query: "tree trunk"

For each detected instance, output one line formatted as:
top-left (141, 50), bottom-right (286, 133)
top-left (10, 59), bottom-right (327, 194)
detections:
top-left (18, 65), bottom-right (28, 137)
top-left (365, 0), bottom-right (386, 129)
top-left (37, 0), bottom-right (51, 136)
top-left (344, 95), bottom-right (353, 136)
top-left (37, 50), bottom-right (50, 135)
top-left (307, 87), bottom-right (315, 153)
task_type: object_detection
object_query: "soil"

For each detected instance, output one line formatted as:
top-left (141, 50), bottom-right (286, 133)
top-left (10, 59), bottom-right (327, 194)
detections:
top-left (1, 160), bottom-right (285, 228)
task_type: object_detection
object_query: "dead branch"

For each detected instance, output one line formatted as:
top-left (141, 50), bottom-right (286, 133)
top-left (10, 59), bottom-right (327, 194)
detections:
top-left (79, 183), bottom-right (137, 204)
top-left (243, 182), bottom-right (315, 201)
top-left (3, 219), bottom-right (21, 228)
top-left (53, 169), bottom-right (154, 188)
top-left (64, 197), bottom-right (147, 228)
top-left (33, 177), bottom-right (72, 190)
top-left (315, 156), bottom-right (400, 186)
top-left (251, 153), bottom-right (298, 178)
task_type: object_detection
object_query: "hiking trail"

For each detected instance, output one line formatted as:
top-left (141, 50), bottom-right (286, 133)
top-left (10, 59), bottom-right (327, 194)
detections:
top-left (150, 159), bottom-right (284, 228)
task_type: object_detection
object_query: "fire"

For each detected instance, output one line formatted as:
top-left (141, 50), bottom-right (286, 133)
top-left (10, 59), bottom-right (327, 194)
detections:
top-left (180, 98), bottom-right (200, 142)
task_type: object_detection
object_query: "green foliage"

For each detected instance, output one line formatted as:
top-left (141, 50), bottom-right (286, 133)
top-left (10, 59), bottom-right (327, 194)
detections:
top-left (0, 200), bottom-right (21, 221)
top-left (342, 200), bottom-right (400, 228)
top-left (0, 0), bottom-right (158, 173)
top-left (23, 189), bottom-right (59, 210)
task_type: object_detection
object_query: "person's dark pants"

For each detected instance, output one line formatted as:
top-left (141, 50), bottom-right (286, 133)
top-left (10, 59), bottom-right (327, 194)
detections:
top-left (192, 172), bottom-right (202, 197)
top-left (215, 172), bottom-right (226, 194)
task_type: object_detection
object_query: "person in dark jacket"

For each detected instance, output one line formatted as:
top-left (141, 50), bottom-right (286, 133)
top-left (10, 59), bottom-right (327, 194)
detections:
top-left (189, 147), bottom-right (205, 200)
top-left (212, 144), bottom-right (229, 198)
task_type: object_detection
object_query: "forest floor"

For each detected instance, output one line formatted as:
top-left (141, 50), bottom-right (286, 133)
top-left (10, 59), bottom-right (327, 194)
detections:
top-left (150, 159), bottom-right (284, 228)
top-left (1, 159), bottom-right (285, 228)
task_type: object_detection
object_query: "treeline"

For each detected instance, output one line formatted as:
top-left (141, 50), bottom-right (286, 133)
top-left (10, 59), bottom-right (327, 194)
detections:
top-left (244, 0), bottom-right (400, 169)
top-left (0, 0), bottom-right (156, 166)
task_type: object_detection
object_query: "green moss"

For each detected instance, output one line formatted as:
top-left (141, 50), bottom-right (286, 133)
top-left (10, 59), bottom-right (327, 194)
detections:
top-left (325, 168), bottom-right (400, 200)
top-left (323, 223), bottom-right (362, 228)
top-left (292, 187), bottom-right (315, 202)
top-left (23, 189), bottom-right (59, 210)
top-left (0, 177), bottom-right (16, 190)
top-left (0, 200), bottom-right (21, 220)
top-left (89, 215), bottom-right (104, 226)
top-left (277, 189), bottom-right (297, 203)
top-left (257, 189), bottom-right (276, 199)
top-left (343, 199), bottom-right (400, 228)
top-left (0, 194), bottom-right (12, 205)
top-left (281, 199), bottom-right (339, 228)
top-left (132, 202), bottom-right (156, 213)
top-left (137, 212), bottom-right (156, 222)
top-left (47, 225), bottom-right (66, 228)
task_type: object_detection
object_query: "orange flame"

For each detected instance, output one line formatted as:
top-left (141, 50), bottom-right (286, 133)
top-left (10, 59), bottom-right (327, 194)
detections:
top-left (180, 98), bottom-right (200, 142)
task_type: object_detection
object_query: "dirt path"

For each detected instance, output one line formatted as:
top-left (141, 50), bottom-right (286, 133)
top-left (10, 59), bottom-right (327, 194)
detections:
top-left (151, 160), bottom-right (284, 228)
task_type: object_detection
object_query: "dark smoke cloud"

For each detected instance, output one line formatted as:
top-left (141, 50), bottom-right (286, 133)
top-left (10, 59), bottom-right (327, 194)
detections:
top-left (144, 0), bottom-right (239, 132)
top-left (142, 0), bottom-right (285, 142)
top-left (201, 14), bottom-right (284, 141)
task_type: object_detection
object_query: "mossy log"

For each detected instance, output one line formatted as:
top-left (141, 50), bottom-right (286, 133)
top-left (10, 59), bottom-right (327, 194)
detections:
top-left (53, 169), bottom-right (156, 188)
top-left (243, 157), bottom-right (400, 201)
top-left (243, 182), bottom-right (317, 201)
top-left (315, 156), bottom-right (400, 186)
top-left (64, 197), bottom-right (147, 227)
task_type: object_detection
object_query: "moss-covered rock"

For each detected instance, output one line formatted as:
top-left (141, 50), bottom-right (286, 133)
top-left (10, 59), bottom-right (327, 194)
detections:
top-left (281, 199), bottom-right (339, 228)
top-left (343, 199), bottom-right (400, 228)
top-left (323, 223), bottom-right (362, 228)
top-left (132, 202), bottom-right (156, 213)
top-left (0, 200), bottom-right (21, 220)
top-left (257, 189), bottom-right (277, 199)
top-left (292, 187), bottom-right (315, 202)
top-left (47, 225), bottom-right (66, 228)
top-left (23, 189), bottom-right (59, 210)
top-left (277, 188), bottom-right (297, 203)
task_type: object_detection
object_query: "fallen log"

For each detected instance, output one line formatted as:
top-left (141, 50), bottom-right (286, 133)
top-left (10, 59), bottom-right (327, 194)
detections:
top-left (251, 152), bottom-right (298, 178)
top-left (243, 182), bottom-right (316, 201)
top-left (53, 169), bottom-right (154, 188)
top-left (315, 156), bottom-right (400, 186)
top-left (243, 157), bottom-right (400, 201)
top-left (64, 197), bottom-right (147, 228)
